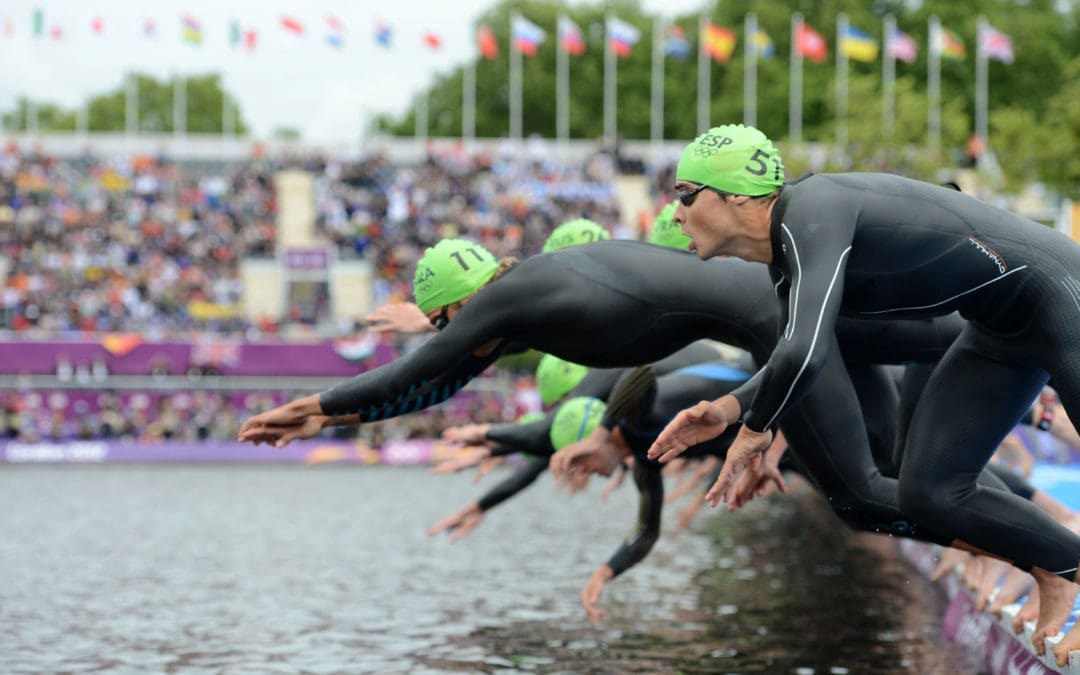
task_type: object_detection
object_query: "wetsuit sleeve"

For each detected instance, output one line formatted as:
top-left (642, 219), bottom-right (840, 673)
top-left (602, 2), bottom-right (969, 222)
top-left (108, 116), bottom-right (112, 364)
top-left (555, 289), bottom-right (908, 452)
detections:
top-left (318, 283), bottom-right (516, 419)
top-left (606, 460), bottom-right (663, 577)
top-left (476, 455), bottom-right (550, 511)
top-left (742, 215), bottom-right (856, 432)
top-left (485, 418), bottom-right (556, 457)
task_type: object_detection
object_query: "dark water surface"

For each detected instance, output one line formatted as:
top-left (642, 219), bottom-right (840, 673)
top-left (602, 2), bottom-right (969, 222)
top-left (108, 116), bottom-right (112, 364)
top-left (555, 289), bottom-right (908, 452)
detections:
top-left (0, 465), bottom-right (976, 674)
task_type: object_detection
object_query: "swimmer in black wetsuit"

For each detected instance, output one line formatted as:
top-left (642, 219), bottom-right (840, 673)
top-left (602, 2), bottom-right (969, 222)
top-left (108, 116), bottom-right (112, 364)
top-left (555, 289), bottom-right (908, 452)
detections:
top-left (238, 237), bottom-right (969, 547)
top-left (427, 342), bottom-right (737, 541)
top-left (650, 123), bottom-right (1080, 663)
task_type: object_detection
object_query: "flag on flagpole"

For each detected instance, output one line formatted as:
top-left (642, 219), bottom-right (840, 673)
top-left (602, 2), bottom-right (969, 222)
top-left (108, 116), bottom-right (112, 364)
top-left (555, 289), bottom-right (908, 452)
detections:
top-left (477, 25), bottom-right (498, 59)
top-left (511, 15), bottom-right (545, 56)
top-left (49, 24), bottom-right (62, 40)
top-left (374, 21), bottom-right (392, 48)
top-left (229, 20), bottom-right (241, 47)
top-left (558, 16), bottom-right (585, 56)
top-left (665, 23), bottom-right (690, 59)
top-left (796, 22), bottom-right (828, 63)
top-left (980, 24), bottom-right (1013, 63)
top-left (142, 18), bottom-right (156, 39)
top-left (281, 16), bottom-right (304, 37)
top-left (3, 17), bottom-right (13, 39)
top-left (181, 15), bottom-right (202, 45)
top-left (607, 16), bottom-right (640, 58)
top-left (937, 27), bottom-right (966, 60)
top-left (888, 27), bottom-right (918, 63)
top-left (326, 16), bottom-right (344, 48)
top-left (33, 9), bottom-right (43, 38)
top-left (90, 17), bottom-right (104, 36)
top-left (753, 29), bottom-right (774, 58)
top-left (840, 24), bottom-right (877, 62)
top-left (244, 28), bottom-right (257, 51)
top-left (702, 22), bottom-right (736, 63)
top-left (422, 32), bottom-right (441, 50)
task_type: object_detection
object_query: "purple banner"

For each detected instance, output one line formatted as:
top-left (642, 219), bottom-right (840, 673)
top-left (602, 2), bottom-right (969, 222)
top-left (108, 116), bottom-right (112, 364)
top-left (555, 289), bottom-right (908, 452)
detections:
top-left (284, 248), bottom-right (330, 271)
top-left (0, 438), bottom-right (473, 465)
top-left (0, 337), bottom-right (396, 376)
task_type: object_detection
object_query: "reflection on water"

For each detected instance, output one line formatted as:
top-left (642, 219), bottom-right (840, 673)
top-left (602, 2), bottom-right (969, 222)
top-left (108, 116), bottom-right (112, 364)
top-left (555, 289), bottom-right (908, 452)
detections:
top-left (0, 465), bottom-right (975, 673)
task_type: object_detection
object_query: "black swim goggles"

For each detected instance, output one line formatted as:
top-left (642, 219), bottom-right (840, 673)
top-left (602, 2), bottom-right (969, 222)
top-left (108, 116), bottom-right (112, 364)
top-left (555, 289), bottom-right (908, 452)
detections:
top-left (430, 305), bottom-right (450, 331)
top-left (675, 183), bottom-right (733, 207)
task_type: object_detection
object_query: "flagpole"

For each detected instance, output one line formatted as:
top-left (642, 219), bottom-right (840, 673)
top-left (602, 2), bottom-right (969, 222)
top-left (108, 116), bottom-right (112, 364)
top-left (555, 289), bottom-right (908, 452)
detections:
top-left (125, 72), bottom-right (138, 147)
top-left (975, 15), bottom-right (988, 148)
top-left (927, 16), bottom-right (941, 149)
top-left (557, 15), bottom-right (569, 150)
top-left (415, 90), bottom-right (428, 145)
top-left (603, 13), bottom-right (616, 147)
top-left (789, 14), bottom-right (803, 144)
top-left (174, 73), bottom-right (186, 141)
top-left (696, 13), bottom-right (709, 133)
top-left (76, 104), bottom-right (87, 146)
top-left (883, 14), bottom-right (896, 138)
top-left (463, 58), bottom-right (476, 145)
top-left (835, 13), bottom-right (848, 150)
top-left (744, 13), bottom-right (757, 127)
top-left (510, 12), bottom-right (522, 143)
top-left (650, 15), bottom-right (665, 148)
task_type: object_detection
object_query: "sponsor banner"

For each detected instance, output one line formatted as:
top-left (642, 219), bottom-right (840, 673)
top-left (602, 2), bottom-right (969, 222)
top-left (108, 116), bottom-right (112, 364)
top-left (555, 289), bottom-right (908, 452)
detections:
top-left (0, 439), bottom-right (481, 465)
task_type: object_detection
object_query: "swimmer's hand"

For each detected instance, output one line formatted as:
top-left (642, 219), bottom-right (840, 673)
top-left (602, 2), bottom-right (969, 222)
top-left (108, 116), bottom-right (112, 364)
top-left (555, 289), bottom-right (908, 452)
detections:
top-left (706, 426), bottom-right (773, 507)
top-left (430, 447), bottom-right (492, 475)
top-left (238, 395), bottom-right (327, 448)
top-left (428, 502), bottom-right (485, 542)
top-left (647, 395), bottom-right (740, 463)
top-left (365, 302), bottom-right (436, 335)
top-left (581, 564), bottom-right (614, 626)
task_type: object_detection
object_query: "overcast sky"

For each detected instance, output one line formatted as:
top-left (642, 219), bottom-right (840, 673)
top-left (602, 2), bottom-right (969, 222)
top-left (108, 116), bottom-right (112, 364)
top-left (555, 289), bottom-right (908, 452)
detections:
top-left (0, 0), bottom-right (709, 141)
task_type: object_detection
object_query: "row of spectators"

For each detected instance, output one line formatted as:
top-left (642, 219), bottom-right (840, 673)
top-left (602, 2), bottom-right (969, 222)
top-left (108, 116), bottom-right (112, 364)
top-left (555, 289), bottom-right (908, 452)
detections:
top-left (0, 383), bottom-right (526, 445)
top-left (0, 141), bottom-right (636, 337)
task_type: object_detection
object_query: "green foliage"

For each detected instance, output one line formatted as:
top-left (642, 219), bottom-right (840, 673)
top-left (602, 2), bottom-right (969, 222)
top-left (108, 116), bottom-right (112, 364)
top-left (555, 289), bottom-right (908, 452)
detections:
top-left (4, 73), bottom-right (248, 135)
top-left (383, 0), bottom-right (1079, 195)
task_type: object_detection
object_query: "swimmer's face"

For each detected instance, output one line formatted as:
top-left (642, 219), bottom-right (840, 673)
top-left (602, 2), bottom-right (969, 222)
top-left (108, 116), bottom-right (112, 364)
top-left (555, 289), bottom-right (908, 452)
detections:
top-left (673, 180), bottom-right (741, 260)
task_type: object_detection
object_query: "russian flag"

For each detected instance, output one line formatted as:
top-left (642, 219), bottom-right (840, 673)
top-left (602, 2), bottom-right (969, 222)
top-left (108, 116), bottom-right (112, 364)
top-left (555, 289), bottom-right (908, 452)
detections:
top-left (511, 15), bottom-right (545, 56)
top-left (606, 16), bottom-right (640, 58)
top-left (557, 16), bottom-right (585, 56)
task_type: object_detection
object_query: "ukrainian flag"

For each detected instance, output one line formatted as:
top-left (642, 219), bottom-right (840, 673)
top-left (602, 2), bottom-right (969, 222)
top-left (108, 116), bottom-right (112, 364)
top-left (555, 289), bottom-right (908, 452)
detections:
top-left (840, 25), bottom-right (878, 62)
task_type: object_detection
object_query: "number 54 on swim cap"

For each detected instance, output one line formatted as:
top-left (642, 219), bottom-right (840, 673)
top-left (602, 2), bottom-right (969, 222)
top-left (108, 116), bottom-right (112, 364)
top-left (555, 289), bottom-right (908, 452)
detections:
top-left (676, 124), bottom-right (784, 197)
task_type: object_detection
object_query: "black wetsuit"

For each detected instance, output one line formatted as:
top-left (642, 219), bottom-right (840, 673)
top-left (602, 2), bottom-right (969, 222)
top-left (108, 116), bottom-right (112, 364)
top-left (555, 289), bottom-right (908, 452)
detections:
top-left (752, 172), bottom-right (1080, 577)
top-left (475, 342), bottom-right (737, 513)
top-left (318, 241), bottom-right (958, 542)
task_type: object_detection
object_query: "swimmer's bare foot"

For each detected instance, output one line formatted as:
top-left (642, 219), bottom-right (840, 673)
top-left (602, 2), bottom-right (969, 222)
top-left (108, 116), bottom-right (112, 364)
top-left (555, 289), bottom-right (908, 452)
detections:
top-left (1014, 584), bottom-right (1040, 635)
top-left (975, 557), bottom-right (1009, 611)
top-left (1053, 618), bottom-right (1080, 668)
top-left (990, 567), bottom-right (1034, 617)
top-left (930, 547), bottom-right (969, 582)
top-left (1030, 568), bottom-right (1080, 656)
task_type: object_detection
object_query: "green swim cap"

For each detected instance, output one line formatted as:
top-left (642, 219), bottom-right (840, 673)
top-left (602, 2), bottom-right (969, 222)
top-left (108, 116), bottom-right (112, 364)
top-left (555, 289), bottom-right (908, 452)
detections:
top-left (515, 411), bottom-right (546, 425)
top-left (536, 354), bottom-right (590, 407)
top-left (542, 218), bottom-right (610, 253)
top-left (550, 396), bottom-right (608, 452)
top-left (650, 200), bottom-right (691, 250)
top-left (413, 239), bottom-right (499, 313)
top-left (676, 124), bottom-right (784, 197)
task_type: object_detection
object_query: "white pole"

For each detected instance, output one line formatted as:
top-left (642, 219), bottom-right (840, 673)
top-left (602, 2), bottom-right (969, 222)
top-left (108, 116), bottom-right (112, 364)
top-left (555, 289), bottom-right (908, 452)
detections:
top-left (975, 15), bottom-right (988, 147)
top-left (835, 13), bottom-right (848, 150)
top-left (789, 14), bottom-right (803, 143)
top-left (415, 91), bottom-right (428, 144)
top-left (125, 73), bottom-right (138, 142)
top-left (510, 12), bottom-right (522, 142)
top-left (883, 14), bottom-right (896, 138)
top-left (744, 13), bottom-right (757, 127)
top-left (603, 13), bottom-right (617, 146)
top-left (696, 13), bottom-right (710, 133)
top-left (174, 74), bottom-right (186, 140)
top-left (650, 15), bottom-right (665, 146)
top-left (928, 16), bottom-right (941, 148)
top-left (463, 59), bottom-right (476, 145)
top-left (557, 15), bottom-right (569, 148)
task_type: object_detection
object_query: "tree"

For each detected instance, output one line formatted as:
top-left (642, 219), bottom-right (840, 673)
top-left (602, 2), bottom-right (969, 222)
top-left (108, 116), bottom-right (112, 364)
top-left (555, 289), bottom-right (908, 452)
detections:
top-left (2, 73), bottom-right (248, 135)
